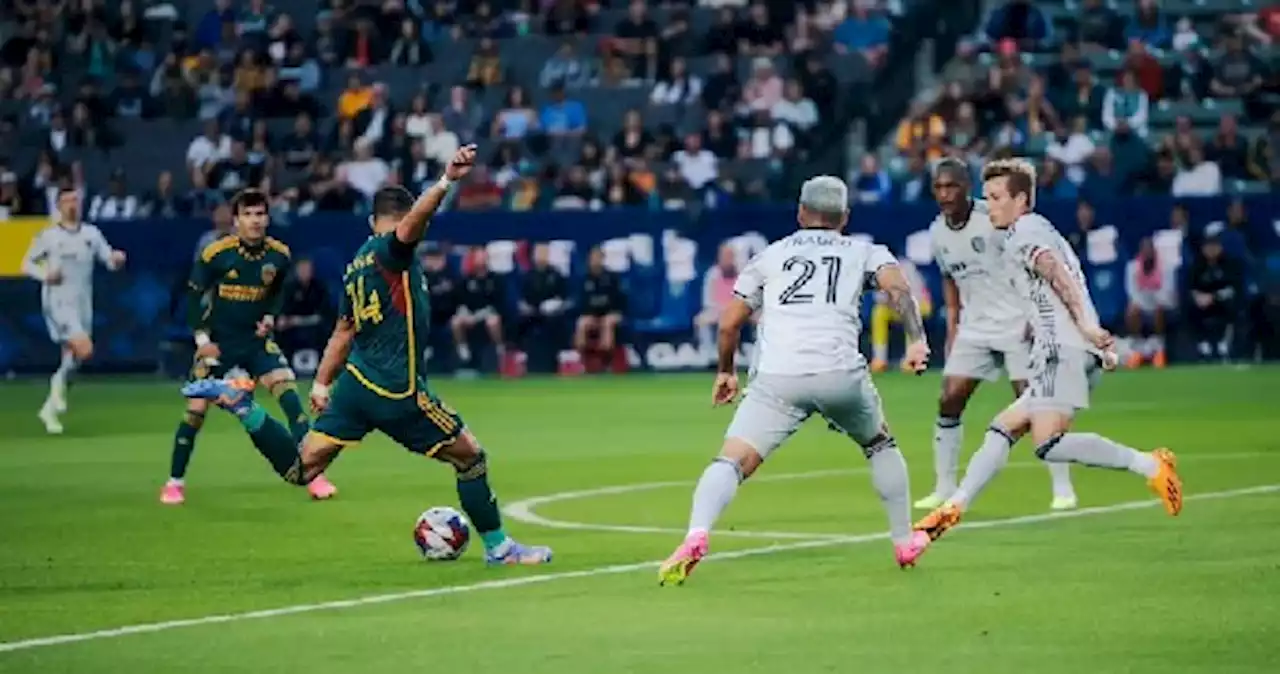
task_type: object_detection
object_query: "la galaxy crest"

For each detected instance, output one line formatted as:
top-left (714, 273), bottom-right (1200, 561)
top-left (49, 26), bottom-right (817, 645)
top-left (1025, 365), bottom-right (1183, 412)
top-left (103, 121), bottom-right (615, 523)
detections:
top-left (261, 263), bottom-right (278, 286)
top-left (970, 236), bottom-right (986, 253)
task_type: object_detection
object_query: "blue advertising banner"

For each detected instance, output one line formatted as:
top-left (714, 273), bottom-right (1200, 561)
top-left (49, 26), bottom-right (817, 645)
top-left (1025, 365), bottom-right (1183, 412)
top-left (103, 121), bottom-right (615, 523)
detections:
top-left (1, 195), bottom-right (1276, 375)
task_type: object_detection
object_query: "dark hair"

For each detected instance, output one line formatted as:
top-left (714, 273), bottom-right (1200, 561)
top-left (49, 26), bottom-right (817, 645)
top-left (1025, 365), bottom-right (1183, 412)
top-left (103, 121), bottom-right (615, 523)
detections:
top-left (933, 157), bottom-right (970, 184)
top-left (230, 188), bottom-right (269, 214)
top-left (373, 185), bottom-right (414, 218)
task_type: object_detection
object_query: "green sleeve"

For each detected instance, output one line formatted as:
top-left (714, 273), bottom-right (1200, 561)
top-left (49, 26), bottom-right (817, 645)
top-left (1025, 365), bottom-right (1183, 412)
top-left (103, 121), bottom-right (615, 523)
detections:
top-left (186, 253), bottom-right (217, 333)
top-left (265, 252), bottom-right (291, 317)
top-left (373, 234), bottom-right (414, 274)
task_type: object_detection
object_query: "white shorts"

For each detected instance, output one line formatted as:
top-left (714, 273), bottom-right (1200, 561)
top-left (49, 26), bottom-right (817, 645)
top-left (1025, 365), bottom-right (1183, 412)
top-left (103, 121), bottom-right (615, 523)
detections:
top-left (943, 333), bottom-right (1032, 382)
top-left (725, 369), bottom-right (887, 458)
top-left (455, 306), bottom-right (498, 322)
top-left (43, 296), bottom-right (92, 343)
top-left (1129, 289), bottom-right (1171, 315)
top-left (1013, 345), bottom-right (1103, 414)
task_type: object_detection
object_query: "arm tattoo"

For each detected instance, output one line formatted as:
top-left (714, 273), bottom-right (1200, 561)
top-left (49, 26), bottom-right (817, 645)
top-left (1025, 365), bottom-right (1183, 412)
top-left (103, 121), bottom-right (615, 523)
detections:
top-left (1031, 250), bottom-right (1090, 328)
top-left (877, 266), bottom-right (925, 342)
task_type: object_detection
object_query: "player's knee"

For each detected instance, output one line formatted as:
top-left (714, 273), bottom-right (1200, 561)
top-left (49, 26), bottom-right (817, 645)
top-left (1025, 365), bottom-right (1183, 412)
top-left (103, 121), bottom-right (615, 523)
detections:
top-left (1033, 432), bottom-right (1065, 461)
top-left (484, 315), bottom-right (502, 331)
top-left (434, 430), bottom-right (481, 471)
top-left (859, 432), bottom-right (899, 459)
top-left (183, 410), bottom-right (206, 430)
top-left (70, 339), bottom-right (93, 361)
top-left (719, 438), bottom-right (763, 478)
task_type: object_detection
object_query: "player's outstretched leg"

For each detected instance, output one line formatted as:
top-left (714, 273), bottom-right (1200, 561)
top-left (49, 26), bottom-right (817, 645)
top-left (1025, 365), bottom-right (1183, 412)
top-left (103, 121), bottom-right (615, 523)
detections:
top-left (1036, 433), bottom-right (1181, 516)
top-left (180, 378), bottom-right (338, 500)
top-left (660, 438), bottom-right (760, 586)
top-left (1046, 461), bottom-right (1078, 511)
top-left (861, 433), bottom-right (932, 568)
top-left (915, 420), bottom-right (1025, 543)
top-left (434, 432), bottom-right (552, 565)
top-left (161, 407), bottom-right (206, 505)
top-left (917, 376), bottom-right (980, 510)
top-left (39, 342), bottom-right (88, 434)
top-left (265, 377), bottom-right (311, 443)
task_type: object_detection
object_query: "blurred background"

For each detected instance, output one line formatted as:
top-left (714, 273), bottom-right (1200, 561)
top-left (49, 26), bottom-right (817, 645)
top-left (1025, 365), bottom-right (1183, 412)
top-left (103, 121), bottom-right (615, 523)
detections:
top-left (0, 0), bottom-right (1276, 377)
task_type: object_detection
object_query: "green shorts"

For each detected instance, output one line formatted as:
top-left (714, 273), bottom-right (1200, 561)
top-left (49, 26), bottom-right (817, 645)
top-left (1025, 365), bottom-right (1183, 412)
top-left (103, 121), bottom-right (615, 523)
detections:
top-left (311, 369), bottom-right (465, 456)
top-left (190, 340), bottom-right (291, 380)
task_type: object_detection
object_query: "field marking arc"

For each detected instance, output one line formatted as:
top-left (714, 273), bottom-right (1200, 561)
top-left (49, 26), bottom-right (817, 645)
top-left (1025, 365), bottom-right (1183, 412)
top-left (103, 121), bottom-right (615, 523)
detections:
top-left (0, 479), bottom-right (1274, 655)
top-left (502, 451), bottom-right (1272, 538)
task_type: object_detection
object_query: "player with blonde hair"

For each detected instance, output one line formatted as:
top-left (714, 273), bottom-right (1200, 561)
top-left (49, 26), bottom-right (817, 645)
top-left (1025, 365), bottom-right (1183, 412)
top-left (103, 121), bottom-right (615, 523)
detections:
top-left (915, 158), bottom-right (1182, 544)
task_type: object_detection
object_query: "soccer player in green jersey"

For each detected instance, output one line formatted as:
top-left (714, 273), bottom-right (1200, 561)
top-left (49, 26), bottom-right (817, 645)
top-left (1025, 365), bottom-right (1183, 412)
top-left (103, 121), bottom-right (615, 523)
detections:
top-left (183, 146), bottom-right (552, 565)
top-left (161, 189), bottom-right (337, 505)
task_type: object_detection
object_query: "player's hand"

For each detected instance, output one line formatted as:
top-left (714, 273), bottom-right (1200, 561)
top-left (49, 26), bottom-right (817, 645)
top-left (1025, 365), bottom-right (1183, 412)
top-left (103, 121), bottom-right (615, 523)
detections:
top-left (1081, 325), bottom-right (1114, 351)
top-left (711, 372), bottom-right (739, 406)
top-left (900, 340), bottom-right (930, 375)
top-left (1099, 350), bottom-right (1119, 371)
top-left (195, 342), bottom-right (221, 361)
top-left (255, 316), bottom-right (275, 338)
top-left (309, 383), bottom-right (331, 413)
top-left (109, 250), bottom-right (126, 269)
top-left (45, 269), bottom-right (63, 285)
top-left (444, 144), bottom-right (477, 181)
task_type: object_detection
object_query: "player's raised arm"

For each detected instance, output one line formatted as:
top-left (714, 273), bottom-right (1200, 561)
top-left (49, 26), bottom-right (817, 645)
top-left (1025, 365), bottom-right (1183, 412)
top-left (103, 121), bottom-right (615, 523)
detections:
top-left (21, 230), bottom-right (52, 283)
top-left (873, 256), bottom-right (930, 374)
top-left (392, 144), bottom-right (477, 248)
top-left (1024, 244), bottom-right (1111, 348)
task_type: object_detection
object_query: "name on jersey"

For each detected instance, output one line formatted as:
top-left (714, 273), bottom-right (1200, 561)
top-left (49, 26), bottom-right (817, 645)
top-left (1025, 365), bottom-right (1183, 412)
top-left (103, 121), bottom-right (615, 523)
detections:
top-left (346, 252), bottom-right (377, 276)
top-left (218, 283), bottom-right (269, 302)
top-left (786, 234), bottom-right (857, 248)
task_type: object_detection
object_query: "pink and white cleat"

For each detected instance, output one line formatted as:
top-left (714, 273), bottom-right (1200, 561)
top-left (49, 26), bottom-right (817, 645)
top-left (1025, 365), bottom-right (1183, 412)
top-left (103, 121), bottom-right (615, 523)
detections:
top-left (658, 530), bottom-right (709, 586)
top-left (894, 530), bottom-right (932, 569)
top-left (307, 474), bottom-right (338, 500)
top-left (159, 481), bottom-right (185, 505)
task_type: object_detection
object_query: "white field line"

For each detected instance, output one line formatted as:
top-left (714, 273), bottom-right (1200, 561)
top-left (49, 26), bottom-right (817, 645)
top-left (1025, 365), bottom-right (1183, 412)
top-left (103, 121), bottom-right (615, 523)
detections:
top-left (502, 451), bottom-right (1271, 538)
top-left (0, 479), bottom-right (1275, 655)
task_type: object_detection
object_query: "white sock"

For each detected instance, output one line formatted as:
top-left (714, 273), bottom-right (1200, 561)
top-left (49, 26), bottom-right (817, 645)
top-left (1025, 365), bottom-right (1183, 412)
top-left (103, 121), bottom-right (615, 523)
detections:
top-left (457, 344), bottom-right (471, 362)
top-left (866, 438), bottom-right (913, 545)
top-left (687, 457), bottom-right (742, 536)
top-left (950, 426), bottom-right (1016, 509)
top-left (48, 352), bottom-right (77, 406)
top-left (166, 477), bottom-right (184, 486)
top-left (1046, 461), bottom-right (1076, 499)
top-left (1037, 433), bottom-right (1159, 478)
top-left (873, 343), bottom-right (889, 362)
top-left (932, 416), bottom-right (963, 496)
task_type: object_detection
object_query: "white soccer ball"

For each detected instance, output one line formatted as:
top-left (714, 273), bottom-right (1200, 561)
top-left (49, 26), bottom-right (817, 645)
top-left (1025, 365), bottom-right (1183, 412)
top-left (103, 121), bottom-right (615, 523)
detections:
top-left (413, 507), bottom-right (472, 561)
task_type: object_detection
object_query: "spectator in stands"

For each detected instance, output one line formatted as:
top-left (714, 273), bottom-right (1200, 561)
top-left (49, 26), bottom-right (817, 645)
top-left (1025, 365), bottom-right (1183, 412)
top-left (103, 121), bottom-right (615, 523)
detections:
top-left (266, 13), bottom-right (301, 65)
top-left (0, 171), bottom-right (23, 219)
top-left (1125, 0), bottom-right (1170, 49)
top-left (1046, 115), bottom-right (1096, 184)
top-left (1038, 157), bottom-right (1078, 200)
top-left (88, 170), bottom-right (140, 221)
top-left (111, 72), bottom-right (149, 119)
top-left (337, 74), bottom-right (374, 120)
top-left (575, 247), bottom-right (626, 357)
top-left (1124, 39), bottom-right (1164, 100)
top-left (650, 56), bottom-right (702, 106)
top-left (1165, 43), bottom-right (1211, 102)
top-left (541, 41), bottom-right (592, 90)
top-left (196, 69), bottom-right (232, 121)
top-left (772, 79), bottom-right (819, 138)
top-left (742, 57), bottom-right (783, 114)
top-left (1102, 69), bottom-right (1150, 138)
top-left (834, 0), bottom-right (891, 66)
top-left (895, 102), bottom-right (945, 160)
top-left (196, 0), bottom-right (235, 49)
top-left (194, 204), bottom-right (234, 258)
top-left (613, 109), bottom-right (655, 160)
top-left (422, 114), bottom-right (461, 170)
top-left (694, 243), bottom-right (740, 352)
top-left (141, 171), bottom-right (185, 219)
top-left (1172, 145), bottom-right (1222, 198)
top-left (947, 101), bottom-right (986, 158)
top-left (406, 94), bottom-right (432, 139)
top-left (232, 50), bottom-right (269, 97)
top-left (290, 158), bottom-right (356, 213)
top-left (1124, 236), bottom-right (1174, 368)
top-left (552, 166), bottom-right (597, 210)
top-left (703, 7), bottom-right (738, 56)
top-left (442, 86), bottom-right (484, 145)
top-left (354, 83), bottom-right (392, 147)
top-left (1208, 115), bottom-right (1251, 181)
top-left (1186, 233), bottom-right (1245, 361)
top-left (186, 168), bottom-right (226, 216)
top-left (701, 53), bottom-right (741, 111)
top-left (853, 154), bottom-right (892, 204)
top-left (491, 86), bottom-right (538, 141)
top-left (1054, 60), bottom-right (1105, 129)
top-left (1110, 122), bottom-right (1154, 194)
top-left (544, 0), bottom-right (591, 37)
top-left (388, 17), bottom-right (432, 66)
top-left (673, 133), bottom-right (718, 192)
top-left (279, 42), bottom-right (321, 93)
top-left (342, 139), bottom-right (391, 201)
top-left (279, 113), bottom-right (320, 171)
top-left (739, 2), bottom-right (784, 57)
top-left (1246, 111), bottom-right (1279, 183)
top-left (276, 257), bottom-right (334, 359)
top-left (1066, 199), bottom-right (1096, 257)
top-left (894, 152), bottom-right (930, 203)
top-left (1243, 6), bottom-right (1280, 44)
top-left (1135, 149), bottom-right (1178, 195)
top-left (209, 138), bottom-right (266, 195)
top-left (540, 84), bottom-right (588, 139)
top-left (455, 166), bottom-right (504, 211)
top-left (452, 248), bottom-right (506, 367)
top-left (1210, 34), bottom-right (1264, 107)
top-left (221, 89), bottom-right (256, 140)
top-left (1075, 0), bottom-right (1124, 52)
top-left (739, 109), bottom-right (794, 160)
top-left (238, 0), bottom-right (273, 38)
top-left (981, 0), bottom-right (1051, 50)
top-left (518, 243), bottom-right (570, 349)
top-left (345, 20), bottom-right (384, 68)
top-left (422, 244), bottom-right (460, 344)
top-left (613, 0), bottom-right (659, 80)
top-left (657, 7), bottom-right (694, 74)
top-left (702, 109), bottom-right (738, 160)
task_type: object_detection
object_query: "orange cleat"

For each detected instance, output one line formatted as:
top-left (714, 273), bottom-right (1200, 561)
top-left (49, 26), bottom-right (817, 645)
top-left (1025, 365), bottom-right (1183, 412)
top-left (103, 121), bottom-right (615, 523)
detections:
top-left (1152, 350), bottom-right (1167, 369)
top-left (1126, 352), bottom-right (1144, 369)
top-left (914, 503), bottom-right (963, 542)
top-left (1147, 448), bottom-right (1182, 516)
top-left (870, 359), bottom-right (889, 374)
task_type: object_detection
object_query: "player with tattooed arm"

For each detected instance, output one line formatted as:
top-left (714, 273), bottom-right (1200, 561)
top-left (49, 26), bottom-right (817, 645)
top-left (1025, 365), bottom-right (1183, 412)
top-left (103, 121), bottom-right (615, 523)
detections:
top-left (658, 175), bottom-right (933, 586)
top-left (914, 159), bottom-right (1183, 546)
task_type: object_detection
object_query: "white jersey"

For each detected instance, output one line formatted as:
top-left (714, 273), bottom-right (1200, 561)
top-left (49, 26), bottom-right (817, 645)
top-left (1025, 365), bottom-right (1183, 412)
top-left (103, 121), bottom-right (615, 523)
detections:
top-left (21, 223), bottom-right (116, 308)
top-left (735, 228), bottom-right (895, 375)
top-left (1001, 213), bottom-right (1099, 352)
top-left (930, 200), bottom-right (1028, 341)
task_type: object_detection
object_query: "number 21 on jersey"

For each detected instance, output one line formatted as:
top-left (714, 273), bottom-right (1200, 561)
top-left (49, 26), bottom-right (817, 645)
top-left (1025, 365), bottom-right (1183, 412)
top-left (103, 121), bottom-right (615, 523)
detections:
top-left (345, 276), bottom-right (385, 330)
top-left (779, 256), bottom-right (842, 304)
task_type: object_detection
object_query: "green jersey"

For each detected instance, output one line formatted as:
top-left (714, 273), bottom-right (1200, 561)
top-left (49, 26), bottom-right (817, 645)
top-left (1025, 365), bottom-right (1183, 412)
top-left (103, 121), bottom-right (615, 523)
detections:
top-left (188, 235), bottom-right (291, 347)
top-left (340, 233), bottom-right (432, 399)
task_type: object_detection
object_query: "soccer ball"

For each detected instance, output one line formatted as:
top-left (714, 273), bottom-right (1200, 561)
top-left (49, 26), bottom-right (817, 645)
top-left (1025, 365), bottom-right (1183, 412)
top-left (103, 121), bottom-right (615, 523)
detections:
top-left (413, 507), bottom-right (472, 561)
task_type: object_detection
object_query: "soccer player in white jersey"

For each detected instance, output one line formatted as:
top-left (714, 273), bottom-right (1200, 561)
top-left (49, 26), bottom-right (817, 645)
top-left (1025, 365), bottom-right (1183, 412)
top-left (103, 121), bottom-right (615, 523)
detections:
top-left (658, 176), bottom-right (934, 586)
top-left (916, 158), bottom-right (1078, 513)
top-left (914, 159), bottom-right (1182, 545)
top-left (21, 187), bottom-right (128, 434)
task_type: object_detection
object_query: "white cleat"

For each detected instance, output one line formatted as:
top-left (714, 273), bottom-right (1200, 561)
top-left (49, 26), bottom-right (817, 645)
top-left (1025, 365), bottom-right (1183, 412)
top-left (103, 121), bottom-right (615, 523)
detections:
top-left (38, 405), bottom-right (64, 435)
top-left (1050, 495), bottom-right (1079, 511)
top-left (913, 492), bottom-right (950, 510)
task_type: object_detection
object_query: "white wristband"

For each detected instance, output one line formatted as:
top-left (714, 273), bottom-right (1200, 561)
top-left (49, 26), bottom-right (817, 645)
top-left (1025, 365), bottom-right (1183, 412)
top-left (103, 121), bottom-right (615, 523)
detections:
top-left (311, 382), bottom-right (330, 397)
top-left (194, 332), bottom-right (211, 347)
top-left (436, 175), bottom-right (454, 190)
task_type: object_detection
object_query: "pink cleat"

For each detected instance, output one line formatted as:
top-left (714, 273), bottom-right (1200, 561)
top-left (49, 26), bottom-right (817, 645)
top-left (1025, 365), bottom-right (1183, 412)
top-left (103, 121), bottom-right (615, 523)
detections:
top-left (658, 530), bottom-right (709, 586)
top-left (894, 530), bottom-right (932, 569)
top-left (307, 474), bottom-right (338, 500)
top-left (159, 481), bottom-right (185, 505)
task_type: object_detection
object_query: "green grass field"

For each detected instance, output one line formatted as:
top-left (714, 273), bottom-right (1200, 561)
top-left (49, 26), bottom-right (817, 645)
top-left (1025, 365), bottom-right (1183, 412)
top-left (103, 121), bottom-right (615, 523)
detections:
top-left (1, 367), bottom-right (1278, 673)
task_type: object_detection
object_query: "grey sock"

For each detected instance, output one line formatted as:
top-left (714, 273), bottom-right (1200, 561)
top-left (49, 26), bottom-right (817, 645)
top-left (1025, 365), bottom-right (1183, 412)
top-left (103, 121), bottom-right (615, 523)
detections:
top-left (933, 416), bottom-right (963, 495)
top-left (1037, 433), bottom-right (1159, 478)
top-left (1046, 461), bottom-right (1076, 499)
top-left (866, 437), bottom-right (913, 545)
top-left (687, 457), bottom-right (743, 534)
top-left (950, 426), bottom-right (1016, 509)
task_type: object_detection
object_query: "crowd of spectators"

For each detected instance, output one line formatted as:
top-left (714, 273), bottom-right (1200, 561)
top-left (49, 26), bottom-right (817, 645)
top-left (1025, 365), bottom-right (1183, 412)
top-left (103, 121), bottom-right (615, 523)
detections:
top-left (0, 0), bottom-right (904, 221)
